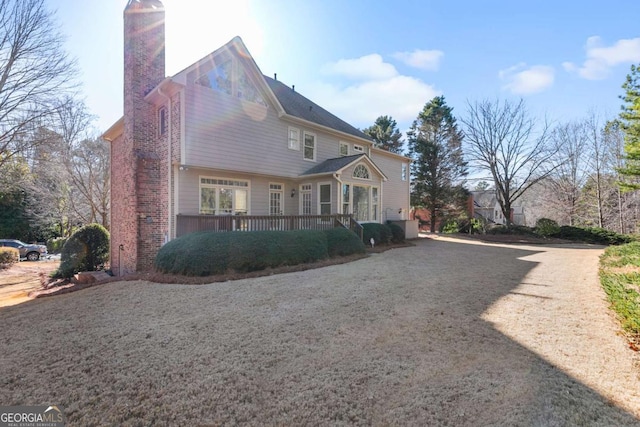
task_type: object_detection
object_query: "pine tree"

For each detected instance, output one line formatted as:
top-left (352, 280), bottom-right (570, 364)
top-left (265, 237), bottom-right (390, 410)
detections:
top-left (619, 64), bottom-right (640, 189)
top-left (408, 96), bottom-right (467, 232)
top-left (362, 116), bottom-right (404, 154)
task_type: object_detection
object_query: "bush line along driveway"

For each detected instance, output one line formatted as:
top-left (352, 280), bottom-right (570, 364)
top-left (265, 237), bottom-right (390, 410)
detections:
top-left (1, 237), bottom-right (639, 425)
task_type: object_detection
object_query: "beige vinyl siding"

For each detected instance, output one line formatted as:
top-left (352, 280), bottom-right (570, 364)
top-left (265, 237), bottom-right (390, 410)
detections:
top-left (370, 152), bottom-right (411, 221)
top-left (183, 84), bottom-right (372, 178)
top-left (177, 167), bottom-right (308, 216)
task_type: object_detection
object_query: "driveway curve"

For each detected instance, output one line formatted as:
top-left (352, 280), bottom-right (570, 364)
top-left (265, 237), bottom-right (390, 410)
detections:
top-left (0, 236), bottom-right (639, 425)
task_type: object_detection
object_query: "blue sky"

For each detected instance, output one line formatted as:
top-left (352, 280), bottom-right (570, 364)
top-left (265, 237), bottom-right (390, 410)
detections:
top-left (52, 0), bottom-right (640, 135)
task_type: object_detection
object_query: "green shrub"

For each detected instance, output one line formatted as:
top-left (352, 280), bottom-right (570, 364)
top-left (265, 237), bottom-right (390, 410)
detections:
top-left (155, 230), bottom-right (330, 276)
top-left (386, 222), bottom-right (405, 243)
top-left (442, 220), bottom-right (460, 234)
top-left (362, 223), bottom-right (392, 246)
top-left (54, 224), bottom-right (110, 278)
top-left (324, 228), bottom-right (366, 257)
top-left (535, 218), bottom-right (560, 237)
top-left (486, 224), bottom-right (536, 235)
top-left (555, 226), bottom-right (634, 245)
top-left (47, 237), bottom-right (68, 254)
top-left (0, 247), bottom-right (19, 266)
top-left (600, 244), bottom-right (640, 339)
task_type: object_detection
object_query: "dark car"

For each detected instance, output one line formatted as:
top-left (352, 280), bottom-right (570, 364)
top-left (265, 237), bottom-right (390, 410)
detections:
top-left (0, 239), bottom-right (48, 261)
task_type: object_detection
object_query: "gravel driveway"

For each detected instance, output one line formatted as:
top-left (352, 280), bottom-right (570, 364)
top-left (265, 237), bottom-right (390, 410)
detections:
top-left (1, 236), bottom-right (639, 425)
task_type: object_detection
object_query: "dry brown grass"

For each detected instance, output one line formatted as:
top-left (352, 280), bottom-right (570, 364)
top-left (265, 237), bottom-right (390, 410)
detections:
top-left (1, 237), bottom-right (639, 426)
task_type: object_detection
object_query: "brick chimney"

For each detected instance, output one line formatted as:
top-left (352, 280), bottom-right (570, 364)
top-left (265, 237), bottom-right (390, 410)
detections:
top-left (111, 0), bottom-right (166, 274)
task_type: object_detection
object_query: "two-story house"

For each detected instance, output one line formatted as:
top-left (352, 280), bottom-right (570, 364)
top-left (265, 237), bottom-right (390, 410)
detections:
top-left (103, 0), bottom-right (412, 274)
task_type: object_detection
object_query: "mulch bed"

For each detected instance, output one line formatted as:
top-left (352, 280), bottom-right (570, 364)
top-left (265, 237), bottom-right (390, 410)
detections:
top-left (31, 241), bottom-right (415, 296)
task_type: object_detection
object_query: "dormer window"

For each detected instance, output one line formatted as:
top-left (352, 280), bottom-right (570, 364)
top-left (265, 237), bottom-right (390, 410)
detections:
top-left (353, 144), bottom-right (364, 154)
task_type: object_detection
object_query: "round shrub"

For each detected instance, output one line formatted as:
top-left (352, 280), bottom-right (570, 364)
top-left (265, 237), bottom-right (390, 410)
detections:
top-left (324, 228), bottom-right (366, 257)
top-left (155, 230), bottom-right (330, 276)
top-left (0, 247), bottom-right (19, 267)
top-left (442, 220), bottom-right (460, 234)
top-left (54, 224), bottom-right (110, 278)
top-left (535, 218), bottom-right (560, 237)
top-left (386, 222), bottom-right (405, 243)
top-left (362, 223), bottom-right (392, 246)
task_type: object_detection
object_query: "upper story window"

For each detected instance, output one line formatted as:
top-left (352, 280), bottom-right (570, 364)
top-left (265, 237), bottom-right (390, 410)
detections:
top-left (339, 142), bottom-right (349, 157)
top-left (303, 132), bottom-right (316, 161)
top-left (353, 144), bottom-right (364, 154)
top-left (195, 60), bottom-right (232, 95)
top-left (401, 164), bottom-right (408, 181)
top-left (158, 106), bottom-right (168, 137)
top-left (195, 58), bottom-right (266, 106)
top-left (353, 164), bottom-right (370, 179)
top-left (288, 127), bottom-right (300, 150)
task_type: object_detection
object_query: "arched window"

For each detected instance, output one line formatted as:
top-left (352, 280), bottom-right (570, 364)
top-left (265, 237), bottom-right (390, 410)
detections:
top-left (353, 164), bottom-right (370, 179)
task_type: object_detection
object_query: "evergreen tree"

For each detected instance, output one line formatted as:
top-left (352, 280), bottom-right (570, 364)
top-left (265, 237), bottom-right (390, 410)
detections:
top-left (408, 96), bottom-right (467, 232)
top-left (362, 115), bottom-right (404, 154)
top-left (619, 64), bottom-right (640, 189)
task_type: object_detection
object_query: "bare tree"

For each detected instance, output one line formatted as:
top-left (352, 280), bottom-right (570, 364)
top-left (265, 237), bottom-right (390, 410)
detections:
top-left (545, 121), bottom-right (589, 225)
top-left (462, 99), bottom-right (555, 225)
top-left (0, 0), bottom-right (77, 173)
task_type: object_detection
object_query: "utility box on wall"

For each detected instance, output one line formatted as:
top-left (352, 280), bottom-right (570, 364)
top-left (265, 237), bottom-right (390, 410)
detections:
top-left (390, 220), bottom-right (419, 239)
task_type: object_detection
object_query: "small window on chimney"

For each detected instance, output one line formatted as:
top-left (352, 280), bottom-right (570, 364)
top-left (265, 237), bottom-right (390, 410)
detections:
top-left (159, 106), bottom-right (168, 136)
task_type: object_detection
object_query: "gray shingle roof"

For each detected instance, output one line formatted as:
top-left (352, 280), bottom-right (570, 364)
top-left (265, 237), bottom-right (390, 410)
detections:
top-left (302, 154), bottom-right (366, 176)
top-left (263, 75), bottom-right (372, 141)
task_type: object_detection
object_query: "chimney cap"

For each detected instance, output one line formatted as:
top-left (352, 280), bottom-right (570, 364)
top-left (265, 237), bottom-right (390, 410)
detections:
top-left (125, 0), bottom-right (164, 11)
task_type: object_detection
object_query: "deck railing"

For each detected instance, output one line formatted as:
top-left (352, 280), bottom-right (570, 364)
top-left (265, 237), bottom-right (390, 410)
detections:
top-left (176, 214), bottom-right (363, 239)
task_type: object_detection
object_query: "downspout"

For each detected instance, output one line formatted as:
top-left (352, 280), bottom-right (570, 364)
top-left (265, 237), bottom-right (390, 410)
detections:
top-left (158, 86), bottom-right (172, 244)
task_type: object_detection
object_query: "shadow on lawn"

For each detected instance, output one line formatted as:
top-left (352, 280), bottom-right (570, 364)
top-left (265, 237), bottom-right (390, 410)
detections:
top-left (0, 238), bottom-right (637, 425)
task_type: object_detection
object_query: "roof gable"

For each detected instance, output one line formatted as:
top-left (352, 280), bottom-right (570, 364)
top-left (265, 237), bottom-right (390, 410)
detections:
top-left (302, 154), bottom-right (388, 181)
top-left (264, 76), bottom-right (372, 142)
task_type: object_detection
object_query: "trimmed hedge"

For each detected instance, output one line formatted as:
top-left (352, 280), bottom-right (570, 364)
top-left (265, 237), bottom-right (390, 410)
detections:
top-left (324, 227), bottom-right (366, 257)
top-left (54, 224), bottom-right (110, 278)
top-left (362, 223), bottom-right (392, 246)
top-left (156, 229), bottom-right (331, 276)
top-left (535, 218), bottom-right (560, 237)
top-left (554, 226), bottom-right (634, 245)
top-left (386, 222), bottom-right (405, 243)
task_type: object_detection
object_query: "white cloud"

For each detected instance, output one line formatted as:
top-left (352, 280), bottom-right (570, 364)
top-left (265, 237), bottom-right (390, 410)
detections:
top-left (307, 54), bottom-right (441, 127)
top-left (393, 49), bottom-right (444, 71)
top-left (499, 63), bottom-right (555, 95)
top-left (565, 36), bottom-right (640, 80)
top-left (321, 54), bottom-right (398, 80)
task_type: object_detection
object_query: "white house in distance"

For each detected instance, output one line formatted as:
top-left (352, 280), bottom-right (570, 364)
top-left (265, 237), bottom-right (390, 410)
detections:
top-left (103, 0), bottom-right (414, 274)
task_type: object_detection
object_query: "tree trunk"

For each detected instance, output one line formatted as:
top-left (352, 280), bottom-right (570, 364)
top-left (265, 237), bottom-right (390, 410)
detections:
top-left (429, 208), bottom-right (437, 233)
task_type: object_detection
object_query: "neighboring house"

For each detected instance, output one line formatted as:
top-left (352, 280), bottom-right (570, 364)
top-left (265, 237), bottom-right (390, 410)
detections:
top-left (103, 0), bottom-right (412, 274)
top-left (470, 190), bottom-right (526, 226)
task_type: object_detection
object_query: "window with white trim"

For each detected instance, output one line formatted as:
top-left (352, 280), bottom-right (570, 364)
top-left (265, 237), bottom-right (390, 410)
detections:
top-left (303, 132), bottom-right (316, 161)
top-left (319, 183), bottom-right (331, 215)
top-left (339, 142), bottom-right (349, 157)
top-left (300, 184), bottom-right (312, 215)
top-left (342, 184), bottom-right (379, 222)
top-left (288, 127), bottom-right (300, 150)
top-left (200, 177), bottom-right (249, 215)
top-left (353, 144), bottom-right (364, 153)
top-left (353, 164), bottom-right (370, 179)
top-left (269, 183), bottom-right (284, 216)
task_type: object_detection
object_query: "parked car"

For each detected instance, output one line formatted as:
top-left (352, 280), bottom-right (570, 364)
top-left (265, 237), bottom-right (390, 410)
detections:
top-left (0, 239), bottom-right (48, 261)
